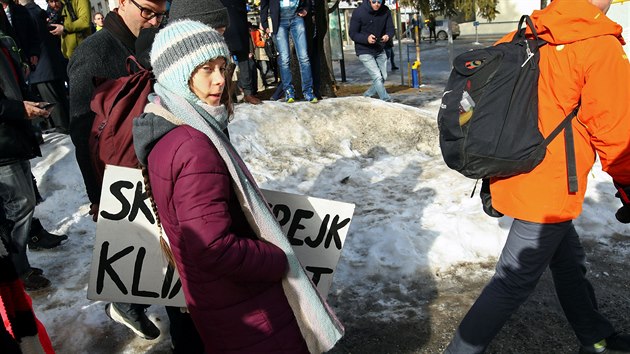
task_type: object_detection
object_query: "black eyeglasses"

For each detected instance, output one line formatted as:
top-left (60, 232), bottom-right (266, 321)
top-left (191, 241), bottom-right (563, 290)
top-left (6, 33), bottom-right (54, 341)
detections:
top-left (129, 0), bottom-right (166, 22)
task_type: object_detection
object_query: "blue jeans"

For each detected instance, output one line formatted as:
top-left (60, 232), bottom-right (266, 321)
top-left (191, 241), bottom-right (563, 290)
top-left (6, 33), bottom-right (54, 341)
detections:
top-left (274, 15), bottom-right (313, 95)
top-left (0, 160), bottom-right (36, 276)
top-left (359, 52), bottom-right (391, 101)
top-left (445, 220), bottom-right (615, 353)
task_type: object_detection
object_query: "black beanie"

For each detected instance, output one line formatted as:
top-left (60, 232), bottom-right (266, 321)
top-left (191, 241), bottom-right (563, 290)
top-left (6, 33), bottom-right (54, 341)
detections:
top-left (168, 0), bottom-right (229, 30)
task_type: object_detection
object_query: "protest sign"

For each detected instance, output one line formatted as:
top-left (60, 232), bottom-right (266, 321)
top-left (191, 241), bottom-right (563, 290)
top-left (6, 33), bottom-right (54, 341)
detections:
top-left (88, 165), bottom-right (354, 305)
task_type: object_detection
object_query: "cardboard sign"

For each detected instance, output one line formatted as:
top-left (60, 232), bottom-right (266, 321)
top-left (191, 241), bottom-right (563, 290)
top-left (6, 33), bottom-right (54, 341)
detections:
top-left (88, 165), bottom-right (354, 305)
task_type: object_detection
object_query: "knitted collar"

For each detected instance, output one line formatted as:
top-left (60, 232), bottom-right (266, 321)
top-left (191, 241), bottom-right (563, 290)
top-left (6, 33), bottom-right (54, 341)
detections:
top-left (152, 83), bottom-right (229, 132)
top-left (103, 9), bottom-right (136, 52)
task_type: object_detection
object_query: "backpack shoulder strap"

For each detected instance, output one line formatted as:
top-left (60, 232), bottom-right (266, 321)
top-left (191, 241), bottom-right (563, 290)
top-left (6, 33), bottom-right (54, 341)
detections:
top-left (537, 105), bottom-right (581, 193)
top-left (125, 55), bottom-right (146, 75)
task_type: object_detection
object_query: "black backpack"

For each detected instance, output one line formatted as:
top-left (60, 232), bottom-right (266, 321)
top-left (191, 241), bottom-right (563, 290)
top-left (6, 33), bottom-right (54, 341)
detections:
top-left (437, 15), bottom-right (579, 192)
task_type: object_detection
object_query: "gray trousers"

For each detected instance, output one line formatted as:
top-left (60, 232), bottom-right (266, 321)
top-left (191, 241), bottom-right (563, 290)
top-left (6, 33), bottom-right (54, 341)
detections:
top-left (445, 219), bottom-right (615, 353)
top-left (0, 160), bottom-right (36, 276)
top-left (234, 51), bottom-right (255, 96)
top-left (36, 80), bottom-right (70, 130)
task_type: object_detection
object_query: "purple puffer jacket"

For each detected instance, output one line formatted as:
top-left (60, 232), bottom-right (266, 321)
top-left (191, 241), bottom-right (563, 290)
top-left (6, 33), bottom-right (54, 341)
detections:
top-left (135, 114), bottom-right (308, 353)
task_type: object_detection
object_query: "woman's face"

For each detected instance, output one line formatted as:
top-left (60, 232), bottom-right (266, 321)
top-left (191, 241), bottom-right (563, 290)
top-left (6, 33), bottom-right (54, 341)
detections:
top-left (189, 58), bottom-right (226, 106)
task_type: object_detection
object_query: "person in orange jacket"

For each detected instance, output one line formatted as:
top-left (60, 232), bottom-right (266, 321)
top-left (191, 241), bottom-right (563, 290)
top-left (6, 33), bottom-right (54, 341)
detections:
top-left (446, 0), bottom-right (630, 353)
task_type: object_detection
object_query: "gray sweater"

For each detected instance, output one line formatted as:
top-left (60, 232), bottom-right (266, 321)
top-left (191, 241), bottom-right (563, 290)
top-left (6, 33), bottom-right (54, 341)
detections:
top-left (67, 26), bottom-right (134, 204)
top-left (68, 27), bottom-right (133, 118)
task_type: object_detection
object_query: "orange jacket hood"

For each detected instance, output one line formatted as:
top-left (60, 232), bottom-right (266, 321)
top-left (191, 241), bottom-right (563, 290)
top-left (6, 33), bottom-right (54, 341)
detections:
top-left (529, 0), bottom-right (625, 45)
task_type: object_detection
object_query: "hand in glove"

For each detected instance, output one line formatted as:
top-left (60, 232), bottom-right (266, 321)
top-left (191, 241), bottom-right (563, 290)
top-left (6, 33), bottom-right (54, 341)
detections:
top-left (480, 179), bottom-right (503, 218)
top-left (614, 182), bottom-right (630, 223)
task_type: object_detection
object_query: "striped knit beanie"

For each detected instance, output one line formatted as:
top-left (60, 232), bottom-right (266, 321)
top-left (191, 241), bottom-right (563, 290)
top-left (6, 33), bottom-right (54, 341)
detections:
top-left (150, 20), bottom-right (230, 103)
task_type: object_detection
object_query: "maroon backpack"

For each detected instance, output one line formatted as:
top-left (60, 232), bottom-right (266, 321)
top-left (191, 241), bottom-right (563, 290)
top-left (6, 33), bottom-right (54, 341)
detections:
top-left (89, 56), bottom-right (154, 186)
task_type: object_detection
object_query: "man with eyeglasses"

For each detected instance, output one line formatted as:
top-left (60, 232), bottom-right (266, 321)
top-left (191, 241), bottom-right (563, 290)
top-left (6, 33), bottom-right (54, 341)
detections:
top-left (349, 0), bottom-right (395, 102)
top-left (46, 0), bottom-right (91, 59)
top-left (67, 0), bottom-right (167, 341)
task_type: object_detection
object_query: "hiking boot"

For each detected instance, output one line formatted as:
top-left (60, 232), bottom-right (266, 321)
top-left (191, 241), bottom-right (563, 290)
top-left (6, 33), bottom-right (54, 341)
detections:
top-left (21, 270), bottom-right (51, 291)
top-left (106, 303), bottom-right (160, 340)
top-left (303, 90), bottom-right (318, 103)
top-left (580, 333), bottom-right (630, 354)
top-left (28, 218), bottom-right (68, 250)
top-left (29, 267), bottom-right (44, 275)
top-left (243, 94), bottom-right (262, 105)
top-left (285, 87), bottom-right (295, 103)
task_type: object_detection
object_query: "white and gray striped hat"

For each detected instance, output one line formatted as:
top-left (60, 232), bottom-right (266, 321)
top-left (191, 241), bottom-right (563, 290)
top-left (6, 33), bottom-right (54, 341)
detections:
top-left (150, 20), bottom-right (230, 102)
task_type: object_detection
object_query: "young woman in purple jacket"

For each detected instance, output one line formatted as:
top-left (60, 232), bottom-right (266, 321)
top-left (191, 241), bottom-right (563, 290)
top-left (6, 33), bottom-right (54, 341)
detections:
top-left (131, 20), bottom-right (312, 353)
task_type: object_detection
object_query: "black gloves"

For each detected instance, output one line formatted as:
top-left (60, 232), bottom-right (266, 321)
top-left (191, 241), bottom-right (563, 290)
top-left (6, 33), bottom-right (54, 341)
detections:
top-left (614, 182), bottom-right (630, 223)
top-left (480, 179), bottom-right (503, 218)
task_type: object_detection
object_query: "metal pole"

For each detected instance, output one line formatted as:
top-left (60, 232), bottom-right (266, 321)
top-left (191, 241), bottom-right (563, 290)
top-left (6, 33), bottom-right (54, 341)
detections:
top-left (414, 13), bottom-right (421, 85)
top-left (337, 7), bottom-right (346, 82)
top-left (414, 13), bottom-right (420, 63)
top-left (395, 0), bottom-right (404, 85)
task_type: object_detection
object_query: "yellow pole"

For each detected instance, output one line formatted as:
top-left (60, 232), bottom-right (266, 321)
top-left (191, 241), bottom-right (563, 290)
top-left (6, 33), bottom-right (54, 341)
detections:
top-left (611, 0), bottom-right (628, 3)
top-left (413, 14), bottom-right (421, 85)
top-left (414, 15), bottom-right (420, 62)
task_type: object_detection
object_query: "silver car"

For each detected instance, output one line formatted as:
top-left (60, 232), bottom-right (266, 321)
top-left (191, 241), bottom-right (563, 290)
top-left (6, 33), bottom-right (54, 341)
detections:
top-left (421, 19), bottom-right (460, 40)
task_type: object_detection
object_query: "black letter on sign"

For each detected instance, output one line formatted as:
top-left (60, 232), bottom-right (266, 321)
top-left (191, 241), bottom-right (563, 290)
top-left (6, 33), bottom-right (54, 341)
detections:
top-left (96, 241), bottom-right (133, 294)
top-left (131, 247), bottom-right (159, 298)
top-left (305, 266), bottom-right (333, 286)
top-left (272, 204), bottom-right (291, 226)
top-left (129, 181), bottom-right (155, 224)
top-left (100, 181), bottom-right (134, 220)
top-left (168, 278), bottom-right (182, 299)
top-left (305, 214), bottom-right (329, 248)
top-left (325, 215), bottom-right (349, 250)
top-left (287, 209), bottom-right (314, 246)
top-left (162, 264), bottom-right (182, 299)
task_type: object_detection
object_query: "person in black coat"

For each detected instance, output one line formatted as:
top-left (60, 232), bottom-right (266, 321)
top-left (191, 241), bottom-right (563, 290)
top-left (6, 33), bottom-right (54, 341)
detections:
top-left (22, 0), bottom-right (70, 133)
top-left (68, 0), bottom-right (168, 341)
top-left (349, 0), bottom-right (395, 102)
top-left (0, 0), bottom-right (39, 69)
top-left (219, 0), bottom-right (262, 105)
top-left (0, 9), bottom-right (55, 291)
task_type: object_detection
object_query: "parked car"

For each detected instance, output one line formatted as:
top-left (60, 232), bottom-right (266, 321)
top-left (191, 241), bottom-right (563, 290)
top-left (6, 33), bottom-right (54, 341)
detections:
top-left (421, 19), bottom-right (460, 40)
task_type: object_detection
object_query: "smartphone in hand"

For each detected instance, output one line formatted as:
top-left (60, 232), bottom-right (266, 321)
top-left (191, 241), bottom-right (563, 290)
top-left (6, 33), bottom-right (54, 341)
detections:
top-left (40, 102), bottom-right (56, 109)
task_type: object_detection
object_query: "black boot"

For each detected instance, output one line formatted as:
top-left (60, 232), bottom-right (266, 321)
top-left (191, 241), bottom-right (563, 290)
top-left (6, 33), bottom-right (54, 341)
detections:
top-left (31, 173), bottom-right (44, 205)
top-left (28, 218), bottom-right (68, 250)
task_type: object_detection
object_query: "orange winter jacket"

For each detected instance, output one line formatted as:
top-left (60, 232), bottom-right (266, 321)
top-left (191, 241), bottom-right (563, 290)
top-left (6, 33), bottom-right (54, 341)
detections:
top-left (250, 28), bottom-right (266, 48)
top-left (490, 0), bottom-right (630, 223)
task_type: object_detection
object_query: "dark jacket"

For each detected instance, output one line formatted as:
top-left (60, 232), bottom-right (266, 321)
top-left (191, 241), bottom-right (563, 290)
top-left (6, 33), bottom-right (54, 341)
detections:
top-left (133, 111), bottom-right (308, 354)
top-left (349, 0), bottom-right (395, 56)
top-left (260, 0), bottom-right (310, 34)
top-left (67, 10), bottom-right (135, 204)
top-left (219, 0), bottom-right (249, 54)
top-left (0, 45), bottom-right (40, 166)
top-left (24, 2), bottom-right (67, 84)
top-left (4, 2), bottom-right (40, 61)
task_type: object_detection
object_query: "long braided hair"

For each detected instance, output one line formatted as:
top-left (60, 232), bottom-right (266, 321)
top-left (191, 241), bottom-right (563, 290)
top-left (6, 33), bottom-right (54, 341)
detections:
top-left (141, 165), bottom-right (177, 268)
